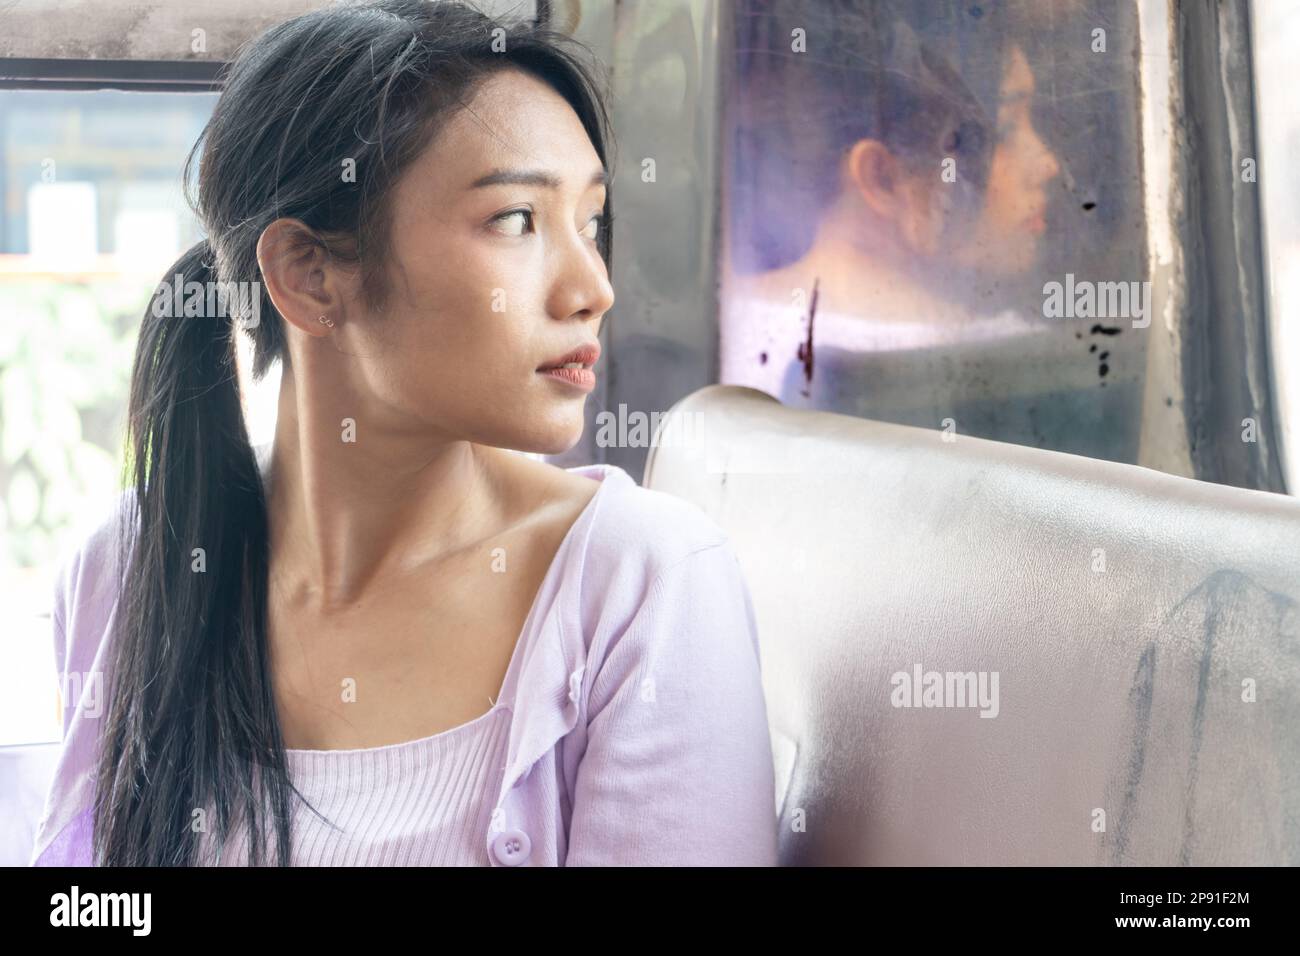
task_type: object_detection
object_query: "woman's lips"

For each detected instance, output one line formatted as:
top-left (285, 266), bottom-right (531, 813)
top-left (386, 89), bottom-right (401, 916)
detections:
top-left (539, 366), bottom-right (596, 391)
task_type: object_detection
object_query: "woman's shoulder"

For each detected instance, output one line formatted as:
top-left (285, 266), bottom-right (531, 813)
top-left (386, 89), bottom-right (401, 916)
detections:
top-left (509, 448), bottom-right (731, 569)
top-left (576, 461), bottom-right (734, 584)
top-left (553, 461), bottom-right (755, 658)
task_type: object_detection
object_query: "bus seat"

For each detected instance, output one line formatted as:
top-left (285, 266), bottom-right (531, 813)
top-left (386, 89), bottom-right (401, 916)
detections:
top-left (643, 384), bottom-right (1300, 865)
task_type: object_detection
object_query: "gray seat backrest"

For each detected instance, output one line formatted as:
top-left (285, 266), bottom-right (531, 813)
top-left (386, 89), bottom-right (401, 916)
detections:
top-left (644, 385), bottom-right (1300, 865)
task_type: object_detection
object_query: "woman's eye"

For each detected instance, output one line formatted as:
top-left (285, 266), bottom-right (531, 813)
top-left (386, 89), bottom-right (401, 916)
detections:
top-left (493, 208), bottom-right (533, 237)
top-left (493, 209), bottom-right (603, 240)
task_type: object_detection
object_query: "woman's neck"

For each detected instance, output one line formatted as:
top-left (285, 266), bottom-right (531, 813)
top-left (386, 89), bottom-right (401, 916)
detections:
top-left (772, 229), bottom-right (969, 326)
top-left (263, 362), bottom-right (508, 613)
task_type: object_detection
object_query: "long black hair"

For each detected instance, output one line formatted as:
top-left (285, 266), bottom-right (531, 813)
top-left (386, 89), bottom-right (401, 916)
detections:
top-left (95, 0), bottom-right (615, 866)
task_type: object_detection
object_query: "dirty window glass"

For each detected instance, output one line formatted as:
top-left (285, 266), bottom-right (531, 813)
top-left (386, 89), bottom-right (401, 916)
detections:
top-left (721, 0), bottom-right (1147, 462)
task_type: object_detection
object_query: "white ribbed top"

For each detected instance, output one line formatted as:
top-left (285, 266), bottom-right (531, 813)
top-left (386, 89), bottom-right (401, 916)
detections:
top-left (198, 705), bottom-right (514, 866)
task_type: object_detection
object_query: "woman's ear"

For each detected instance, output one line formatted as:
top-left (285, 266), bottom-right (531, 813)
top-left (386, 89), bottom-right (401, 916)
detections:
top-left (256, 220), bottom-right (339, 338)
top-left (844, 138), bottom-right (945, 256)
top-left (844, 138), bottom-right (903, 220)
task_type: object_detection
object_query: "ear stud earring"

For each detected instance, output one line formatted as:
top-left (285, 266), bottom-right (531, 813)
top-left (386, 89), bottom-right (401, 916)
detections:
top-left (318, 315), bottom-right (335, 328)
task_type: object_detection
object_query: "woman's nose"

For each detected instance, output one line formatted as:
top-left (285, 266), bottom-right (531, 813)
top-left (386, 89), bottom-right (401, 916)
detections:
top-left (555, 239), bottom-right (614, 322)
top-left (577, 258), bottom-right (615, 321)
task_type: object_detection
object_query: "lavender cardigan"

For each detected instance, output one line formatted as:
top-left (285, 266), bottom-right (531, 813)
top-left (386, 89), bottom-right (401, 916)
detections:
top-left (29, 463), bottom-right (779, 866)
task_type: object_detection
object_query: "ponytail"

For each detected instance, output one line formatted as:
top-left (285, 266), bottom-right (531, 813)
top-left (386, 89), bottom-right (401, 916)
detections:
top-left (93, 238), bottom-right (295, 865)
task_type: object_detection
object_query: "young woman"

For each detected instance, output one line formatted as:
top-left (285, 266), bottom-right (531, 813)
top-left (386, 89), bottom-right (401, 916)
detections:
top-left (30, 0), bottom-right (778, 867)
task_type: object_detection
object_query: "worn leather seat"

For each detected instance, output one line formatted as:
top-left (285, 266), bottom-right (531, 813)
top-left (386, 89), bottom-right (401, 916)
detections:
top-left (644, 384), bottom-right (1300, 865)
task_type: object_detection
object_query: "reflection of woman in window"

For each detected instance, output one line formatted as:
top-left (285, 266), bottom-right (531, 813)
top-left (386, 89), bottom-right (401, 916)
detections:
top-left (724, 0), bottom-right (1061, 405)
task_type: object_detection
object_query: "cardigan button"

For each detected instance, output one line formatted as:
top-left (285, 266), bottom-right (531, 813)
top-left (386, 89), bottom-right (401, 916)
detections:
top-left (492, 828), bottom-right (532, 866)
top-left (567, 666), bottom-right (585, 705)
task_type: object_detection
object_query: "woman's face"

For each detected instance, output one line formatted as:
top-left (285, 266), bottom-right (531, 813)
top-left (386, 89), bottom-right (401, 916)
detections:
top-left (330, 67), bottom-right (614, 455)
top-left (949, 43), bottom-right (1061, 273)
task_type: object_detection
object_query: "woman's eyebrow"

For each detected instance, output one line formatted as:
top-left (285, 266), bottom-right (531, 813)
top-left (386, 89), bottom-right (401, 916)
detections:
top-left (469, 167), bottom-right (608, 190)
